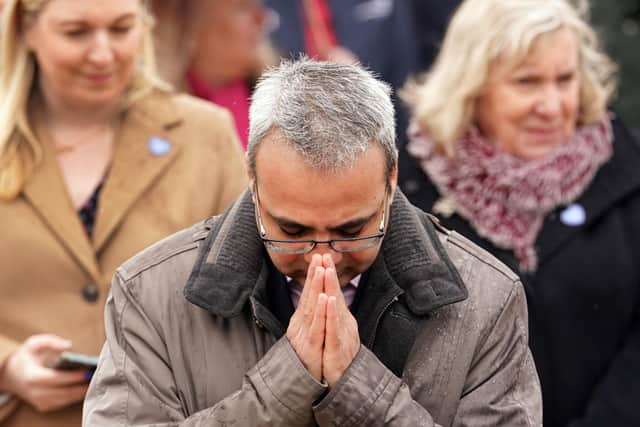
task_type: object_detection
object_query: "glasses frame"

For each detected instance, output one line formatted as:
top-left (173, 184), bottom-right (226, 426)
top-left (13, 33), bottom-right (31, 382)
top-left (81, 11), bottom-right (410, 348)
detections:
top-left (253, 183), bottom-right (389, 255)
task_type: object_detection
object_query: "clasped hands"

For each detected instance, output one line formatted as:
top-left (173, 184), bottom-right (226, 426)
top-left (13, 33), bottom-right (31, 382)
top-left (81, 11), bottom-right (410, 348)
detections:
top-left (286, 254), bottom-right (360, 387)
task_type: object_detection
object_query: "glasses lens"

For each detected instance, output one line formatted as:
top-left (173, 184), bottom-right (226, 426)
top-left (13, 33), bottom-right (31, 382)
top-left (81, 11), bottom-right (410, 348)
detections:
top-left (264, 240), bottom-right (315, 254)
top-left (331, 236), bottom-right (383, 253)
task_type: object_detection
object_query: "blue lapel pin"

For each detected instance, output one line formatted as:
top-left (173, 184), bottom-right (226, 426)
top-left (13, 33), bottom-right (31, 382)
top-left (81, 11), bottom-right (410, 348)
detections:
top-left (560, 203), bottom-right (586, 227)
top-left (148, 137), bottom-right (172, 156)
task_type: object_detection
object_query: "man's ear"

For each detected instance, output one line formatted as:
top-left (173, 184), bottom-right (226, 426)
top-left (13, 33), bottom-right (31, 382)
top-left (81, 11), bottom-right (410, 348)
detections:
top-left (388, 165), bottom-right (398, 197)
top-left (245, 152), bottom-right (255, 194)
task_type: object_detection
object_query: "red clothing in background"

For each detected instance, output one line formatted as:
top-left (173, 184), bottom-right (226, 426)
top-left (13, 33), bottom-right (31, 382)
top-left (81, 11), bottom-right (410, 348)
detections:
top-left (187, 72), bottom-right (250, 150)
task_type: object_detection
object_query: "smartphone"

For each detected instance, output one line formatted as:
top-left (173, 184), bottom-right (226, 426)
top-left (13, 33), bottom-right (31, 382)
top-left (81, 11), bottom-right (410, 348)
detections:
top-left (50, 351), bottom-right (99, 371)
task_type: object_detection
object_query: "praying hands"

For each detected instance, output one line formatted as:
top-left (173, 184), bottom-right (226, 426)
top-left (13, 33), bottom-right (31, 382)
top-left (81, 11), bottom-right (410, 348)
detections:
top-left (286, 254), bottom-right (361, 387)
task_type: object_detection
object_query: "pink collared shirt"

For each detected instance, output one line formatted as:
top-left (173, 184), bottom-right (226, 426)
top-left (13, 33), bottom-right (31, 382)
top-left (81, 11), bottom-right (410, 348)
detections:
top-left (287, 275), bottom-right (361, 308)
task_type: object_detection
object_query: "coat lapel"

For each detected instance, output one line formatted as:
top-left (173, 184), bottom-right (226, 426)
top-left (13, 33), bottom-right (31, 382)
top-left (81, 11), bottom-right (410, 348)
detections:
top-left (92, 92), bottom-right (183, 253)
top-left (22, 138), bottom-right (101, 282)
top-left (184, 190), bottom-right (468, 319)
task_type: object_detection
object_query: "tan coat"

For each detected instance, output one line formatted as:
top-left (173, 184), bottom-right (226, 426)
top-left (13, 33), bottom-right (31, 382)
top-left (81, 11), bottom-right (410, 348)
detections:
top-left (0, 90), bottom-right (247, 427)
top-left (83, 191), bottom-right (542, 426)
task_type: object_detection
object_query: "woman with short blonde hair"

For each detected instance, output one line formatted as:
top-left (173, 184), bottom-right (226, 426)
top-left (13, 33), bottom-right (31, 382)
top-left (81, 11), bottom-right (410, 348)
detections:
top-left (400, 0), bottom-right (640, 425)
top-left (403, 0), bottom-right (616, 157)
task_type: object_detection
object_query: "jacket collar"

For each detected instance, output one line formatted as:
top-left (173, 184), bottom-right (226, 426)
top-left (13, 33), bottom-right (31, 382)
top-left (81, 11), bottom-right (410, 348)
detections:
top-left (92, 90), bottom-right (183, 253)
top-left (22, 134), bottom-right (102, 282)
top-left (21, 89), bottom-right (184, 281)
top-left (184, 188), bottom-right (468, 319)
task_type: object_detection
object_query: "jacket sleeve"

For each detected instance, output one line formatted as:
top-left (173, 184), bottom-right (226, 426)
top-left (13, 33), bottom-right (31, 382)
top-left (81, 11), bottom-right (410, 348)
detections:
top-left (312, 283), bottom-right (542, 427)
top-left (82, 272), bottom-right (326, 427)
top-left (452, 282), bottom-right (541, 426)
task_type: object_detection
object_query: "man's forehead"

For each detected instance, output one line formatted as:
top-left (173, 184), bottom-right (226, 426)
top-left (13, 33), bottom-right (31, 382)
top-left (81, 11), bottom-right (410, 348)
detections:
top-left (254, 135), bottom-right (388, 182)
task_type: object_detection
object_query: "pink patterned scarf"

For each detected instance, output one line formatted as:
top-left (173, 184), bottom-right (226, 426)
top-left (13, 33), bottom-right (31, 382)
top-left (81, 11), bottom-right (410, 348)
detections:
top-left (407, 115), bottom-right (613, 271)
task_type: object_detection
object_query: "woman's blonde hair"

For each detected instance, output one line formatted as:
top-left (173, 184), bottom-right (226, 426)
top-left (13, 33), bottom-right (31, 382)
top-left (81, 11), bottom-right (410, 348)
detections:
top-left (0, 0), bottom-right (168, 199)
top-left (402, 0), bottom-right (617, 157)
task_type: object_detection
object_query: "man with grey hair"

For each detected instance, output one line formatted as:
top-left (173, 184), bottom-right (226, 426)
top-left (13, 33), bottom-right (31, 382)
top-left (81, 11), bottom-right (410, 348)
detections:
top-left (83, 59), bottom-right (542, 426)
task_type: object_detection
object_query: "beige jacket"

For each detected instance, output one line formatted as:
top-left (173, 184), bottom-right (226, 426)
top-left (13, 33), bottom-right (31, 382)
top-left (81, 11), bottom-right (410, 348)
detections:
top-left (83, 191), bottom-right (542, 426)
top-left (0, 90), bottom-right (247, 426)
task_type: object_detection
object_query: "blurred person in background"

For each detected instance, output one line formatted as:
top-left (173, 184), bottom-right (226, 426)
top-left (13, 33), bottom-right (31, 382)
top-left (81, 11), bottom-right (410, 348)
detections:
top-left (0, 0), bottom-right (247, 425)
top-left (410, 0), bottom-right (461, 70)
top-left (264, 0), bottom-right (419, 149)
top-left (401, 0), bottom-right (640, 425)
top-left (588, 0), bottom-right (640, 138)
top-left (152, 0), bottom-right (276, 149)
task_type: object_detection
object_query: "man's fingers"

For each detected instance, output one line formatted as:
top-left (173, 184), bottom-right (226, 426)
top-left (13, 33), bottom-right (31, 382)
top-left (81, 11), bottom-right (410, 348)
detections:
top-left (24, 335), bottom-right (72, 355)
top-left (288, 256), bottom-right (326, 377)
top-left (36, 367), bottom-right (89, 387)
top-left (303, 266), bottom-right (325, 321)
top-left (323, 266), bottom-right (339, 297)
top-left (302, 254), bottom-right (323, 291)
top-left (31, 383), bottom-right (89, 413)
top-left (300, 255), bottom-right (323, 314)
top-left (325, 296), bottom-right (338, 351)
top-left (322, 254), bottom-right (335, 270)
top-left (309, 293), bottom-right (327, 348)
top-left (322, 255), bottom-right (347, 305)
top-left (324, 267), bottom-right (347, 309)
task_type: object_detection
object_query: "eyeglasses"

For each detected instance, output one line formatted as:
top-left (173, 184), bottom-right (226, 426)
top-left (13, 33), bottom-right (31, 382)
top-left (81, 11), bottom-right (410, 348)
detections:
top-left (253, 184), bottom-right (388, 255)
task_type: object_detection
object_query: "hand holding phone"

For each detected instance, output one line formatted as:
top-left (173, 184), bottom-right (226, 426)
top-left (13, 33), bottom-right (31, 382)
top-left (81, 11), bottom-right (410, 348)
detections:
top-left (0, 335), bottom-right (91, 412)
top-left (50, 351), bottom-right (99, 371)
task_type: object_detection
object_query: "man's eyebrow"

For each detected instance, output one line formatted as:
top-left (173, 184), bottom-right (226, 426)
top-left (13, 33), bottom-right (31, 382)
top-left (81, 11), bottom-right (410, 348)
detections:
top-left (269, 212), bottom-right (376, 232)
top-left (270, 215), bottom-right (309, 230)
top-left (328, 213), bottom-right (376, 232)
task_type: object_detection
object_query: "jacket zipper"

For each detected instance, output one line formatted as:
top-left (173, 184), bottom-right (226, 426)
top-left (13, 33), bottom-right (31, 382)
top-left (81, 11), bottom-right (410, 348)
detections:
top-left (367, 294), bottom-right (401, 348)
top-left (250, 299), bottom-right (265, 329)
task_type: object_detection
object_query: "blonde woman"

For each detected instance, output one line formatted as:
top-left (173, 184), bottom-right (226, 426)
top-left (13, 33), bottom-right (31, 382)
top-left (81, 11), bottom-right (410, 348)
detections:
top-left (401, 0), bottom-right (639, 425)
top-left (0, 0), bottom-right (246, 425)
top-left (151, 0), bottom-right (276, 149)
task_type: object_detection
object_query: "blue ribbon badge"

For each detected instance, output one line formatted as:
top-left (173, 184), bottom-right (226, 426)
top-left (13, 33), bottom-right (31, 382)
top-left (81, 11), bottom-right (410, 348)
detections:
top-left (148, 137), bottom-right (172, 157)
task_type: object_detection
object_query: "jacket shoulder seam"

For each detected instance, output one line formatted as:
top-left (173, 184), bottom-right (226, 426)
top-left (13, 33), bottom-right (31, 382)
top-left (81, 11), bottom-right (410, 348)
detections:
top-left (476, 281), bottom-right (519, 352)
top-left (444, 231), bottom-right (520, 283)
top-left (117, 224), bottom-right (210, 282)
top-left (119, 242), bottom-right (200, 282)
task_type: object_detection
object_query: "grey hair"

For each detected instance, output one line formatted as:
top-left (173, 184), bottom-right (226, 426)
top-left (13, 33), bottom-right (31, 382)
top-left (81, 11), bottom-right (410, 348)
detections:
top-left (247, 58), bottom-right (397, 182)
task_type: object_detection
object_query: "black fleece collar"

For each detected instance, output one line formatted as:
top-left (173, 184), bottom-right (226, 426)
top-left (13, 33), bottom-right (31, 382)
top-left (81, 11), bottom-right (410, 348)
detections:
top-left (184, 189), bottom-right (468, 318)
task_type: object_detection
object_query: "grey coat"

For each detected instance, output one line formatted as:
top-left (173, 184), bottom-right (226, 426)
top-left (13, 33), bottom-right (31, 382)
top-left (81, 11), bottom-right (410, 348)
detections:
top-left (82, 190), bottom-right (542, 426)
